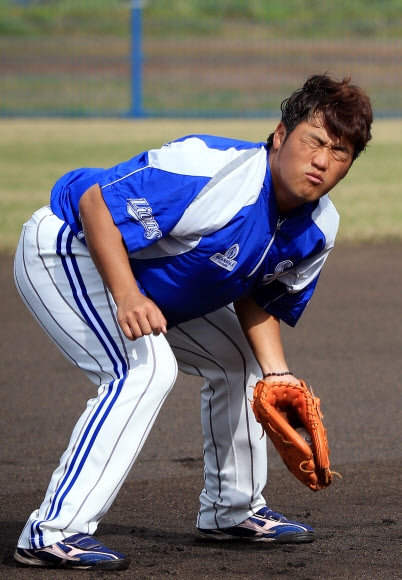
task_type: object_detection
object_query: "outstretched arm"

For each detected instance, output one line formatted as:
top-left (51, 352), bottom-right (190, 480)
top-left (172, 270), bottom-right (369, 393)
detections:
top-left (79, 183), bottom-right (167, 340)
top-left (234, 296), bottom-right (300, 384)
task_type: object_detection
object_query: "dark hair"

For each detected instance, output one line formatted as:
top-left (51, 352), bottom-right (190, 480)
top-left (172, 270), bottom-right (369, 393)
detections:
top-left (267, 73), bottom-right (373, 161)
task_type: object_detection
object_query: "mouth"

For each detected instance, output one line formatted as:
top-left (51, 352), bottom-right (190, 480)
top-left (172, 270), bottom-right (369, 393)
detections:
top-left (305, 172), bottom-right (324, 185)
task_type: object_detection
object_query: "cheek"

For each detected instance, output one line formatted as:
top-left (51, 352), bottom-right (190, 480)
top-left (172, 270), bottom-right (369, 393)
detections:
top-left (332, 164), bottom-right (350, 183)
top-left (279, 146), bottom-right (302, 178)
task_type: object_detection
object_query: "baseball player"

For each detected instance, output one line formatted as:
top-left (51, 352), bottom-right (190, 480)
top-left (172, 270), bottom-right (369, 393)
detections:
top-left (13, 74), bottom-right (372, 571)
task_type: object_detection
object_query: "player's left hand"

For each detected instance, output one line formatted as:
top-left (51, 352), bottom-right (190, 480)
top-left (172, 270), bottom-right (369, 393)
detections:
top-left (251, 379), bottom-right (334, 491)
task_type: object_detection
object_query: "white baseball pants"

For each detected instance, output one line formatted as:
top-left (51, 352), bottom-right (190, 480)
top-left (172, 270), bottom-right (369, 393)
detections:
top-left (14, 207), bottom-right (267, 549)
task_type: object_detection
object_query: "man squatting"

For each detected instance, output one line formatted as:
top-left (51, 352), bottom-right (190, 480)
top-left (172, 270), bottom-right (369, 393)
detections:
top-left (14, 73), bottom-right (373, 570)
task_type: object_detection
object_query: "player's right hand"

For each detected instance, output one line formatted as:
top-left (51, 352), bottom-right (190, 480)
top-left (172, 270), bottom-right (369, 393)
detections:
top-left (116, 291), bottom-right (167, 340)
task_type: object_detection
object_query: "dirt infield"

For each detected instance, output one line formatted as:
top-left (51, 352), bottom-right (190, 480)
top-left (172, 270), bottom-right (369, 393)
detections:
top-left (0, 244), bottom-right (401, 579)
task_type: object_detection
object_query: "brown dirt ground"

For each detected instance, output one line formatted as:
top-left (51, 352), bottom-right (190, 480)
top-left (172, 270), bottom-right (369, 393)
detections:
top-left (0, 244), bottom-right (401, 579)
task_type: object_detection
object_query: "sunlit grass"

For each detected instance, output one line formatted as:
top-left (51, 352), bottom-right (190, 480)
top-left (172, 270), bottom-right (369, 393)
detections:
top-left (0, 118), bottom-right (401, 253)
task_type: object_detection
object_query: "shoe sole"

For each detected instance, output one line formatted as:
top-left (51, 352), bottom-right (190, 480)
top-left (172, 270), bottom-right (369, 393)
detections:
top-left (195, 529), bottom-right (316, 544)
top-left (14, 550), bottom-right (129, 571)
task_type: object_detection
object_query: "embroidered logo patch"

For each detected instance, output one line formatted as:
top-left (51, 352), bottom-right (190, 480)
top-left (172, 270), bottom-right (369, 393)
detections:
top-left (262, 260), bottom-right (294, 284)
top-left (127, 198), bottom-right (162, 240)
top-left (210, 244), bottom-right (239, 272)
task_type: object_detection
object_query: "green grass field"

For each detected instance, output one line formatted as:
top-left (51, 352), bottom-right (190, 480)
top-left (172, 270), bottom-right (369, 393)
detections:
top-left (1, 0), bottom-right (401, 39)
top-left (0, 118), bottom-right (401, 254)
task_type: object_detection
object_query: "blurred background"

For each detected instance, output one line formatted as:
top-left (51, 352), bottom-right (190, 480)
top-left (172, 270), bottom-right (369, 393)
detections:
top-left (1, 0), bottom-right (401, 118)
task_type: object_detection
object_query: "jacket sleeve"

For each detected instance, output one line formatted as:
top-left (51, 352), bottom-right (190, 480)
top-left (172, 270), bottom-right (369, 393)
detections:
top-left (252, 195), bottom-right (339, 326)
top-left (251, 241), bottom-right (335, 327)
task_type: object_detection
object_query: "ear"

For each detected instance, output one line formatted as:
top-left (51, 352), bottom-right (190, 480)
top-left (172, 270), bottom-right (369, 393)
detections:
top-left (272, 122), bottom-right (287, 150)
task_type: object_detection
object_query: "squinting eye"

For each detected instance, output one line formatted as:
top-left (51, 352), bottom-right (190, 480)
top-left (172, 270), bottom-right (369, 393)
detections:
top-left (306, 140), bottom-right (320, 149)
top-left (332, 150), bottom-right (349, 162)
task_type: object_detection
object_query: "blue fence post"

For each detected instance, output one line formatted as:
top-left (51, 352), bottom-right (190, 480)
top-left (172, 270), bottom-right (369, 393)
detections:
top-left (130, 0), bottom-right (143, 117)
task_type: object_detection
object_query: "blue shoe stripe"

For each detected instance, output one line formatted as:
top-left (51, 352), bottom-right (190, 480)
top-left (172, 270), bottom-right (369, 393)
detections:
top-left (31, 225), bottom-right (129, 549)
top-left (15, 534), bottom-right (128, 569)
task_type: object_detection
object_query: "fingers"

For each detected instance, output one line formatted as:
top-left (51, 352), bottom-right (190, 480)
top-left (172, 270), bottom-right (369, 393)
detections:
top-left (118, 297), bottom-right (167, 341)
top-left (125, 318), bottom-right (167, 340)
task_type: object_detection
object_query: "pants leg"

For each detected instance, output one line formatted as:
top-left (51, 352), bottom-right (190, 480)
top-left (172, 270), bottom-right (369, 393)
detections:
top-left (167, 307), bottom-right (267, 530)
top-left (14, 207), bottom-right (178, 549)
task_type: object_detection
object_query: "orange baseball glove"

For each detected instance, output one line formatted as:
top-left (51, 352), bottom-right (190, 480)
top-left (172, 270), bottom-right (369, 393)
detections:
top-left (251, 380), bottom-right (334, 491)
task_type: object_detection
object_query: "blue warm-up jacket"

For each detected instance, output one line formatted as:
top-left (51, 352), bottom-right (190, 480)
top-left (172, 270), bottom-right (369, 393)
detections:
top-left (50, 134), bottom-right (339, 327)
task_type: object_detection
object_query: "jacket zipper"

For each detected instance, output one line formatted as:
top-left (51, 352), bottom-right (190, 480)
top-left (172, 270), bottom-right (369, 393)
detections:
top-left (246, 217), bottom-right (286, 278)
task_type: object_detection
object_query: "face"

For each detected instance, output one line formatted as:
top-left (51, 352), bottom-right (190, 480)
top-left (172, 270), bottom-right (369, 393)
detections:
top-left (269, 117), bottom-right (354, 213)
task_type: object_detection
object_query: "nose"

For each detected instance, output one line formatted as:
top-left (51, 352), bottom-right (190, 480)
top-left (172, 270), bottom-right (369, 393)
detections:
top-left (312, 147), bottom-right (330, 170)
